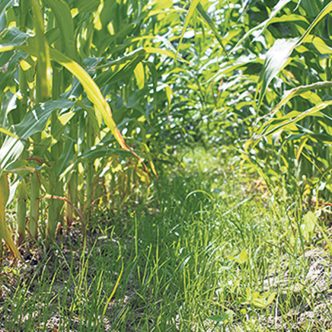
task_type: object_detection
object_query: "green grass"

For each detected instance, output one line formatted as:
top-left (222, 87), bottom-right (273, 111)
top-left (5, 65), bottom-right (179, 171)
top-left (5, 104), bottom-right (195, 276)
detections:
top-left (0, 148), bottom-right (331, 331)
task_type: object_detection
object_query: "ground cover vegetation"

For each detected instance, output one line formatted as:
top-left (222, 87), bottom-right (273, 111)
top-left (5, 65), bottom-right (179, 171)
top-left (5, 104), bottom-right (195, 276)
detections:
top-left (0, 0), bottom-right (331, 330)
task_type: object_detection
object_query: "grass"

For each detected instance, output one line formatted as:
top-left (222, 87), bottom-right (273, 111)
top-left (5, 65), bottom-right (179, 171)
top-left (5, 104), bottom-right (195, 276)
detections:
top-left (0, 148), bottom-right (331, 331)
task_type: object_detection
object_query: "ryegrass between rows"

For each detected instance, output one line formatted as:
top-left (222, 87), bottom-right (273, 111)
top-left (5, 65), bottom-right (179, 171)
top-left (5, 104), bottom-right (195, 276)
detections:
top-left (0, 148), bottom-right (331, 331)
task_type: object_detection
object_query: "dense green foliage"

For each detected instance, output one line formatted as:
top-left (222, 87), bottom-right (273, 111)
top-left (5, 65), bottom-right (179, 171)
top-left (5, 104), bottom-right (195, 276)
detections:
top-left (171, 0), bottom-right (332, 205)
top-left (0, 0), bottom-right (331, 330)
top-left (0, 0), bottom-right (331, 254)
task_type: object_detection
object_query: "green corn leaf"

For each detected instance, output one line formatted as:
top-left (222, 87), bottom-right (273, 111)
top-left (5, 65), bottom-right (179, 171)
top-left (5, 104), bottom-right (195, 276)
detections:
top-left (234, 0), bottom-right (292, 50)
top-left (75, 0), bottom-right (100, 13)
top-left (53, 140), bottom-right (75, 176)
top-left (15, 100), bottom-right (75, 139)
top-left (0, 0), bottom-right (13, 16)
top-left (0, 138), bottom-right (25, 173)
top-left (97, 48), bottom-right (146, 69)
top-left (145, 47), bottom-right (186, 62)
top-left (0, 28), bottom-right (29, 53)
top-left (97, 53), bottom-right (145, 86)
top-left (258, 38), bottom-right (298, 106)
top-left (268, 14), bottom-right (309, 25)
top-left (31, 0), bottom-right (53, 100)
top-left (0, 0), bottom-right (13, 30)
top-left (264, 81), bottom-right (332, 121)
top-left (43, 0), bottom-right (76, 59)
top-left (0, 100), bottom-right (74, 170)
top-left (77, 146), bottom-right (132, 162)
top-left (196, 3), bottom-right (228, 55)
top-left (305, 35), bottom-right (332, 54)
top-left (263, 101), bottom-right (332, 137)
top-left (258, 2), bottom-right (332, 105)
top-left (299, 1), bottom-right (332, 44)
top-left (178, 0), bottom-right (201, 50)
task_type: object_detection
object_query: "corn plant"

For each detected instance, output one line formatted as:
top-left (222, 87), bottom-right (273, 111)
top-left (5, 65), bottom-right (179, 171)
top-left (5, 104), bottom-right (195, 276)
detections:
top-left (0, 0), bottom-right (189, 256)
top-left (1, 0), bottom-right (331, 260)
top-left (178, 0), bottom-right (332, 204)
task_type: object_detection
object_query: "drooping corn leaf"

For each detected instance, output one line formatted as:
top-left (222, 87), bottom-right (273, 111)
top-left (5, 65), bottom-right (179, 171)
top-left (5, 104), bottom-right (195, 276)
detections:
top-left (299, 1), bottom-right (332, 44)
top-left (258, 2), bottom-right (332, 105)
top-left (49, 49), bottom-right (145, 166)
top-left (266, 81), bottom-right (332, 120)
top-left (262, 101), bottom-right (332, 137)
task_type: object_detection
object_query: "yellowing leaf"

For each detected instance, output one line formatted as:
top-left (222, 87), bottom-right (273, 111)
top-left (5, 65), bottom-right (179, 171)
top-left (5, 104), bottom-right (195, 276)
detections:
top-left (0, 127), bottom-right (18, 139)
top-left (309, 35), bottom-right (332, 54)
top-left (165, 85), bottom-right (173, 105)
top-left (246, 288), bottom-right (276, 308)
top-left (227, 249), bottom-right (249, 264)
top-left (301, 211), bottom-right (317, 241)
top-left (238, 249), bottom-right (249, 264)
top-left (134, 62), bottom-right (145, 90)
top-left (49, 49), bottom-right (138, 157)
top-left (144, 47), bottom-right (185, 62)
top-left (19, 59), bottom-right (32, 71)
top-left (151, 0), bottom-right (173, 10)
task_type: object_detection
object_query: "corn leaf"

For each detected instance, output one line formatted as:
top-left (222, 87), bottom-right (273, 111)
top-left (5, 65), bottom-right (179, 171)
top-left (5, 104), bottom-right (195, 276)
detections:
top-left (258, 2), bottom-right (332, 106)
top-left (31, 0), bottom-right (52, 99)
top-left (263, 101), bottom-right (332, 137)
top-left (0, 100), bottom-right (74, 170)
top-left (0, 127), bottom-right (18, 139)
top-left (196, 3), bottom-right (227, 55)
top-left (265, 81), bottom-right (332, 121)
top-left (234, 0), bottom-right (292, 50)
top-left (178, 0), bottom-right (201, 50)
top-left (258, 38), bottom-right (297, 106)
top-left (43, 0), bottom-right (76, 59)
top-left (134, 62), bottom-right (145, 90)
top-left (0, 28), bottom-right (29, 53)
top-left (49, 49), bottom-right (145, 165)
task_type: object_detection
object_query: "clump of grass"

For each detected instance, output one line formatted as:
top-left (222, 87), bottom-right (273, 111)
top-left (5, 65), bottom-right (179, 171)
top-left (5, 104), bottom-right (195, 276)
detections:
top-left (1, 148), bottom-right (331, 331)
